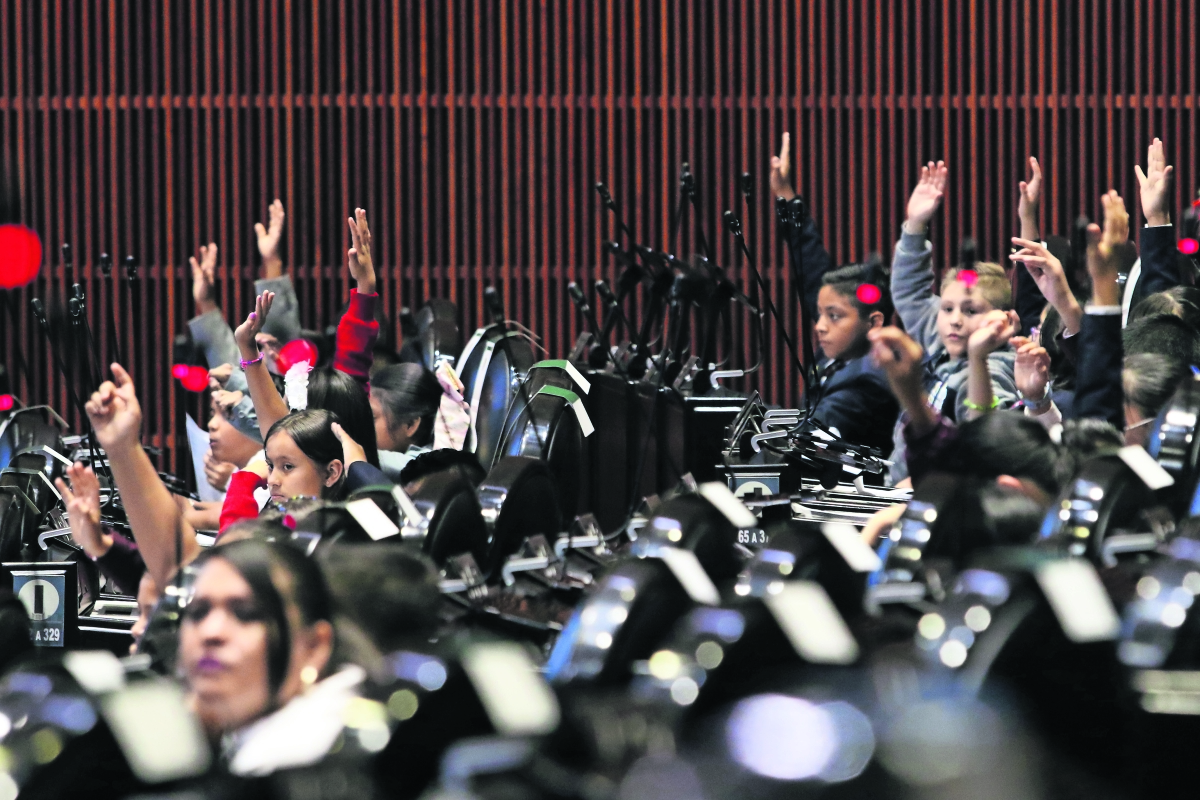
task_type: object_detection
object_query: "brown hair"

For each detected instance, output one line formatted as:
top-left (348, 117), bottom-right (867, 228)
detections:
top-left (940, 261), bottom-right (1012, 311)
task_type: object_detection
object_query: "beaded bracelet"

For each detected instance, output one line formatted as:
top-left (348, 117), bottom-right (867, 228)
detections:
top-left (240, 353), bottom-right (264, 369)
top-left (962, 396), bottom-right (1001, 412)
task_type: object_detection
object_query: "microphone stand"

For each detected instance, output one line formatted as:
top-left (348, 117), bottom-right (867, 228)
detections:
top-left (737, 172), bottom-right (754, 253)
top-left (678, 163), bottom-right (712, 261)
top-left (56, 245), bottom-right (87, 398)
top-left (124, 255), bottom-right (140, 382)
top-left (594, 182), bottom-right (635, 248)
top-left (624, 275), bottom-right (688, 521)
top-left (775, 197), bottom-right (822, 417)
top-left (30, 297), bottom-right (104, 473)
top-left (98, 252), bottom-right (123, 364)
top-left (595, 279), bottom-right (635, 348)
top-left (568, 281), bottom-right (626, 376)
top-left (668, 164), bottom-right (689, 255)
top-left (64, 244), bottom-right (104, 392)
top-left (724, 210), bottom-right (805, 379)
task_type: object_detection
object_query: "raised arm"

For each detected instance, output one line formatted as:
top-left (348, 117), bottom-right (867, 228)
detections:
top-left (56, 463), bottom-right (148, 595)
top-left (891, 162), bottom-right (948, 340)
top-left (868, 326), bottom-right (964, 486)
top-left (186, 243), bottom-right (243, 376)
top-left (1009, 335), bottom-right (1059, 428)
top-left (1009, 238), bottom-right (1084, 336)
top-left (964, 310), bottom-right (1019, 420)
top-left (1017, 156), bottom-right (1044, 242)
top-left (85, 364), bottom-right (199, 590)
top-left (1014, 157), bottom-right (1051, 334)
top-left (769, 132), bottom-right (833, 321)
top-left (868, 326), bottom-right (939, 438)
top-left (253, 199), bottom-right (303, 344)
top-left (334, 208), bottom-right (381, 386)
top-left (254, 199), bottom-right (286, 279)
top-left (1131, 138), bottom-right (1179, 306)
top-left (1075, 191), bottom-right (1129, 429)
top-left (234, 291), bottom-right (291, 437)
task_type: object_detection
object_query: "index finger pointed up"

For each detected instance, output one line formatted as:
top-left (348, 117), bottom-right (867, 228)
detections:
top-left (778, 132), bottom-right (790, 173)
top-left (110, 363), bottom-right (133, 388)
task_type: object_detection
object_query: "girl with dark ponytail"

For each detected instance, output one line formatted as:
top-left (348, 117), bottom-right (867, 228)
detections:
top-left (370, 362), bottom-right (468, 480)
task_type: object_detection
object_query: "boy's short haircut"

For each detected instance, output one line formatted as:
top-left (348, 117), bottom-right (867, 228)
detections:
top-left (940, 261), bottom-right (1013, 311)
top-left (821, 261), bottom-right (894, 321)
top-left (1124, 312), bottom-right (1200, 366)
top-left (1123, 352), bottom-right (1189, 419)
top-left (1129, 286), bottom-right (1200, 332)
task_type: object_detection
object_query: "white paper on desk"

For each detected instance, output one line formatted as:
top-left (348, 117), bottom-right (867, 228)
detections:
top-left (186, 415), bottom-right (226, 503)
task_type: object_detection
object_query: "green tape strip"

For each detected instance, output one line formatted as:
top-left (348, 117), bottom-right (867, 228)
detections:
top-left (531, 359), bottom-right (591, 395)
top-left (536, 385), bottom-right (594, 437)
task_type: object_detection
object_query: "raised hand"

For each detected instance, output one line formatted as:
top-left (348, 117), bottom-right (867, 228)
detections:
top-left (768, 132), bottom-right (795, 201)
top-left (868, 326), bottom-right (925, 400)
top-left (1010, 335), bottom-right (1051, 407)
top-left (203, 449), bottom-right (236, 493)
top-left (85, 363), bottom-right (143, 452)
top-left (55, 462), bottom-right (113, 560)
top-left (1018, 156), bottom-right (1043, 240)
top-left (212, 388), bottom-right (244, 411)
top-left (189, 243), bottom-right (219, 314)
top-left (254, 199), bottom-right (286, 277)
top-left (905, 161), bottom-right (949, 234)
top-left (968, 309), bottom-right (1018, 359)
top-left (331, 422), bottom-right (366, 466)
top-left (346, 207), bottom-right (376, 295)
top-left (1086, 190), bottom-right (1130, 306)
top-left (233, 291), bottom-right (276, 360)
top-left (207, 363), bottom-right (233, 391)
top-left (1134, 138), bottom-right (1174, 227)
top-left (1008, 236), bottom-right (1083, 334)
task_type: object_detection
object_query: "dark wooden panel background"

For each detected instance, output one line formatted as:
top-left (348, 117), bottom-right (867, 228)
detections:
top-left (2, 0), bottom-right (1198, 473)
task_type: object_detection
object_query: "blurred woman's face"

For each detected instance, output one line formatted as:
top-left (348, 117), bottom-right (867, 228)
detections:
top-left (264, 431), bottom-right (342, 503)
top-left (179, 558), bottom-right (272, 736)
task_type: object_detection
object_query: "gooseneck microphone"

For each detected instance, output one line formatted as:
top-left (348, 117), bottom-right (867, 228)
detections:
top-left (723, 210), bottom-right (804, 379)
top-left (98, 252), bottom-right (123, 364)
top-left (594, 182), bottom-right (635, 245)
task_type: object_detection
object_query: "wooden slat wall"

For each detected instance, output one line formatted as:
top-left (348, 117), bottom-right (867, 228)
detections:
top-left (2, 0), bottom-right (1199, 472)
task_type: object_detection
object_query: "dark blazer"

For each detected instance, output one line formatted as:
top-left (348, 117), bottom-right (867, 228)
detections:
top-left (1073, 311), bottom-right (1125, 429)
top-left (812, 355), bottom-right (901, 455)
top-left (782, 202), bottom-right (835, 325)
top-left (782, 203), bottom-right (899, 452)
top-left (1130, 224), bottom-right (1182, 311)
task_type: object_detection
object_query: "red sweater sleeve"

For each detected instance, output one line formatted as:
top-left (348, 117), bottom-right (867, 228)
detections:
top-left (219, 471), bottom-right (267, 535)
top-left (334, 289), bottom-right (380, 387)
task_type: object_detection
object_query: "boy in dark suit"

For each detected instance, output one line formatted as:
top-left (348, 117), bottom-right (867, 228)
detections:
top-left (808, 263), bottom-right (900, 454)
top-left (769, 133), bottom-right (899, 454)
